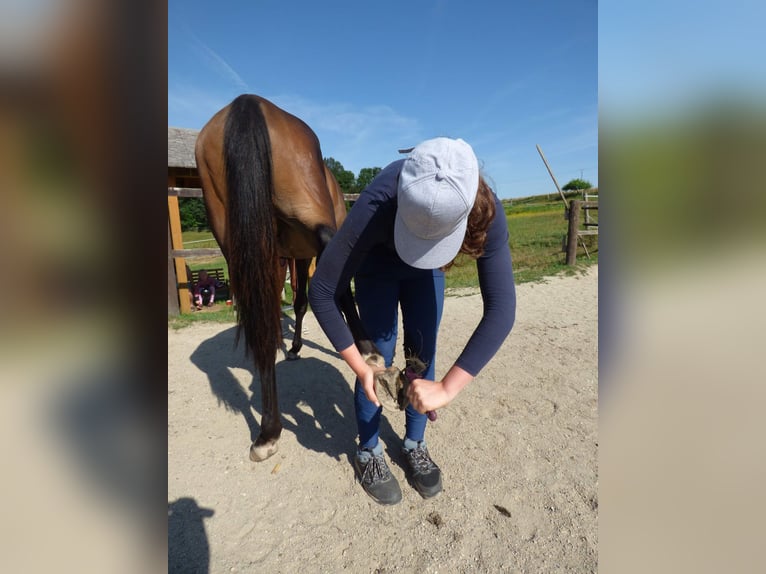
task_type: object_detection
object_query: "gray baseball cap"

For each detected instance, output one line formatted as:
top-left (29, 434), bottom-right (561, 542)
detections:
top-left (395, 137), bottom-right (479, 269)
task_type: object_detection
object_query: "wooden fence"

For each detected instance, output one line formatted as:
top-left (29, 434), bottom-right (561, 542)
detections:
top-left (565, 199), bottom-right (599, 265)
top-left (168, 187), bottom-right (211, 315)
top-left (168, 187), bottom-right (358, 315)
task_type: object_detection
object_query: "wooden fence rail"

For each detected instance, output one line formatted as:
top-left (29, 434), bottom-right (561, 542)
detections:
top-left (168, 187), bottom-right (204, 197)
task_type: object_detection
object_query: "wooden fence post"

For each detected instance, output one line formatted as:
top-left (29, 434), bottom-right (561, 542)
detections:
top-left (168, 223), bottom-right (180, 315)
top-left (566, 200), bottom-right (582, 265)
top-left (168, 193), bottom-right (191, 314)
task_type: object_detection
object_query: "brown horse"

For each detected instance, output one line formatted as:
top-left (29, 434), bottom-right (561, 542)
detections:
top-left (195, 94), bottom-right (376, 462)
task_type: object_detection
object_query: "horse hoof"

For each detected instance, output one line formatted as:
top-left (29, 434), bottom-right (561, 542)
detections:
top-left (375, 366), bottom-right (404, 412)
top-left (286, 350), bottom-right (300, 361)
top-left (249, 439), bottom-right (279, 462)
top-left (362, 352), bottom-right (385, 368)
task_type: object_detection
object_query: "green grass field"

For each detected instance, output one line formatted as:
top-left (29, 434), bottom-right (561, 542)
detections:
top-left (170, 192), bottom-right (597, 326)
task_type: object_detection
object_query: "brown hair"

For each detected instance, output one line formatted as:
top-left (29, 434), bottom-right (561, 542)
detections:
top-left (442, 176), bottom-right (496, 270)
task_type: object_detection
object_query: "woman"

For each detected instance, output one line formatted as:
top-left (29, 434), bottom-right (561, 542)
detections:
top-left (193, 269), bottom-right (217, 310)
top-left (309, 137), bottom-right (516, 505)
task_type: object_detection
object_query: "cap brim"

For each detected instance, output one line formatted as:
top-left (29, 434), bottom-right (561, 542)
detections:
top-left (394, 210), bottom-right (467, 270)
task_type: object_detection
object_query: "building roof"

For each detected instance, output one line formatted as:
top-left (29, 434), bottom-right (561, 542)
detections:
top-left (168, 127), bottom-right (199, 168)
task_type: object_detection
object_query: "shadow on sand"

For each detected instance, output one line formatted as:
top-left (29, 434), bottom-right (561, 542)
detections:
top-left (168, 496), bottom-right (214, 574)
top-left (188, 315), bottom-right (399, 463)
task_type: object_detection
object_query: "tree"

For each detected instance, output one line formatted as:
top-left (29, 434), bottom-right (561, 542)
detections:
top-left (355, 167), bottom-right (382, 193)
top-left (323, 156), bottom-right (344, 175)
top-left (324, 156), bottom-right (356, 194)
top-left (179, 197), bottom-right (209, 231)
top-left (562, 178), bottom-right (593, 191)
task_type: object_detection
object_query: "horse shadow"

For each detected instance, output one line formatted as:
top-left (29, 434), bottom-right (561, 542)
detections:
top-left (188, 318), bottom-right (399, 463)
top-left (168, 497), bottom-right (214, 574)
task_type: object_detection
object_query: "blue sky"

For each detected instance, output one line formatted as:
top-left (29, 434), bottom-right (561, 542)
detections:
top-left (599, 0), bottom-right (766, 118)
top-left (169, 0), bottom-right (597, 199)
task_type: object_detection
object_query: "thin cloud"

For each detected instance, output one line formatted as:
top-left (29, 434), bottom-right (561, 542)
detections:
top-left (266, 94), bottom-right (423, 171)
top-left (469, 78), bottom-right (529, 129)
top-left (185, 28), bottom-right (248, 91)
top-left (273, 95), bottom-right (418, 136)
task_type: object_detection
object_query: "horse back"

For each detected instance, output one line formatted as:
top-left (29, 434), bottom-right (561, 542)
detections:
top-left (195, 95), bottom-right (346, 260)
top-left (255, 97), bottom-right (346, 256)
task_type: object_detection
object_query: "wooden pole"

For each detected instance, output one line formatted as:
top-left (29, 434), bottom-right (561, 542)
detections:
top-left (168, 223), bottom-right (179, 315)
top-left (168, 181), bottom-right (191, 314)
top-left (536, 144), bottom-right (569, 208)
top-left (566, 200), bottom-right (582, 265)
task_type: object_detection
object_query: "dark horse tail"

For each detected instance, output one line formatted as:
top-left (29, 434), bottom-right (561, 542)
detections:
top-left (223, 95), bottom-right (281, 377)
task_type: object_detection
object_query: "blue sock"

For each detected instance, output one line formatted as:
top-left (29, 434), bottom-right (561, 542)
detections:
top-left (357, 440), bottom-right (383, 462)
top-left (403, 437), bottom-right (425, 451)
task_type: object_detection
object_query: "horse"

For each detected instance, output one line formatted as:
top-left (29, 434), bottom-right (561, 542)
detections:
top-left (195, 94), bottom-right (377, 462)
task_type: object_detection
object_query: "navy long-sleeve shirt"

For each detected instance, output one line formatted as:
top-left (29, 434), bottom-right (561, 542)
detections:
top-left (308, 159), bottom-right (516, 376)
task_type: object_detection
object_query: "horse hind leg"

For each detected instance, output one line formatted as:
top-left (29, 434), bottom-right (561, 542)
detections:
top-left (250, 363), bottom-right (282, 462)
top-left (250, 437), bottom-right (279, 463)
top-left (314, 224), bottom-right (382, 359)
top-left (250, 435), bottom-right (279, 462)
top-left (286, 258), bottom-right (311, 360)
top-left (339, 286), bottom-right (381, 357)
top-left (276, 257), bottom-right (289, 303)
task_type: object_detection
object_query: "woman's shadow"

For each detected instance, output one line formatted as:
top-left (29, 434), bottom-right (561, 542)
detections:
top-left (168, 497), bottom-right (214, 574)
top-left (188, 316), bottom-right (399, 462)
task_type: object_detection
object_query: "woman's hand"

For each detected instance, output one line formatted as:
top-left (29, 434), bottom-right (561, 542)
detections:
top-left (359, 363), bottom-right (383, 408)
top-left (406, 378), bottom-right (452, 414)
top-left (340, 345), bottom-right (387, 408)
top-left (406, 365), bottom-right (475, 414)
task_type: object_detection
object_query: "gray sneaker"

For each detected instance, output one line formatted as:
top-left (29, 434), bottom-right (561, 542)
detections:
top-left (403, 439), bottom-right (442, 498)
top-left (354, 444), bottom-right (402, 506)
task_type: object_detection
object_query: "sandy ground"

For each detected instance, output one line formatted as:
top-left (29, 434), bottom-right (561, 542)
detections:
top-left (168, 266), bottom-right (598, 573)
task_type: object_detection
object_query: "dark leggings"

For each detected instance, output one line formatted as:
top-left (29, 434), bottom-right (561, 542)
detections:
top-left (353, 261), bottom-right (444, 449)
